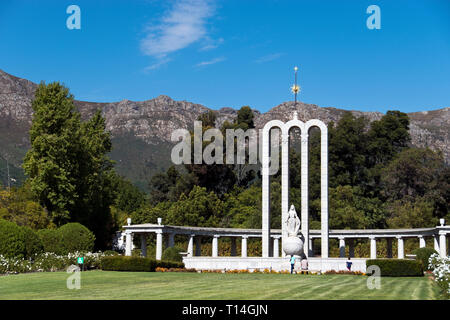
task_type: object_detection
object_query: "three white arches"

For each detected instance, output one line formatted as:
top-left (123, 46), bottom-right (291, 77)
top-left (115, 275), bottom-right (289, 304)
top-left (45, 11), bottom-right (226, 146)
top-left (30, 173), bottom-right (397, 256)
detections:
top-left (261, 114), bottom-right (329, 258)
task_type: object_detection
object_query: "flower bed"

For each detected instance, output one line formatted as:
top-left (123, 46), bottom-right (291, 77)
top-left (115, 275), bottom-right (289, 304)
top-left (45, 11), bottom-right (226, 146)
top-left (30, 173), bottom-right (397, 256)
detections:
top-left (0, 251), bottom-right (115, 274)
top-left (428, 253), bottom-right (449, 299)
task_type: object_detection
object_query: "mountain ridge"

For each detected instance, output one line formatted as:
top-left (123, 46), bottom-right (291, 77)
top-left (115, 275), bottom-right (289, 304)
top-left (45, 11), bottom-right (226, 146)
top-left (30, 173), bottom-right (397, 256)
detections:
top-left (0, 69), bottom-right (448, 190)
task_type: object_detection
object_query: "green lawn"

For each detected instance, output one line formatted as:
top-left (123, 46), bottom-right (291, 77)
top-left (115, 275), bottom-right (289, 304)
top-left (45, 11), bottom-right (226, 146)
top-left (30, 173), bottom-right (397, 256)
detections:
top-left (0, 271), bottom-right (441, 300)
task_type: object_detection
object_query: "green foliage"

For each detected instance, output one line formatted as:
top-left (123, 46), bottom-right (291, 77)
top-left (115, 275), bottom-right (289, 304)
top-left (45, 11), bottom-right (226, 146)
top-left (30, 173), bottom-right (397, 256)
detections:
top-left (0, 185), bottom-right (53, 230)
top-left (162, 246), bottom-right (184, 262)
top-left (366, 259), bottom-right (423, 277)
top-left (58, 223), bottom-right (95, 254)
top-left (37, 229), bottom-right (63, 254)
top-left (21, 226), bottom-right (44, 259)
top-left (23, 82), bottom-right (117, 249)
top-left (413, 247), bottom-right (438, 271)
top-left (100, 256), bottom-right (184, 272)
top-left (167, 186), bottom-right (224, 227)
top-left (0, 219), bottom-right (25, 258)
top-left (366, 110), bottom-right (410, 167)
top-left (386, 198), bottom-right (435, 228)
top-left (113, 175), bottom-right (146, 214)
top-left (381, 148), bottom-right (449, 217)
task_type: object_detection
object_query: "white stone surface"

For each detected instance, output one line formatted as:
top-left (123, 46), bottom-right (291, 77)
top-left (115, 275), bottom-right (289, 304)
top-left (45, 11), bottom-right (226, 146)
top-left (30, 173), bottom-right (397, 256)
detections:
top-left (339, 238), bottom-right (345, 258)
top-left (125, 231), bottom-right (132, 256)
top-left (261, 117), bottom-right (329, 259)
top-left (156, 231), bottom-right (162, 260)
top-left (439, 233), bottom-right (447, 257)
top-left (241, 236), bottom-right (248, 257)
top-left (419, 236), bottom-right (426, 248)
top-left (283, 236), bottom-right (304, 256)
top-left (183, 257), bottom-right (367, 272)
top-left (397, 237), bottom-right (404, 259)
top-left (370, 237), bottom-right (377, 259)
top-left (212, 235), bottom-right (219, 257)
top-left (187, 235), bottom-right (194, 257)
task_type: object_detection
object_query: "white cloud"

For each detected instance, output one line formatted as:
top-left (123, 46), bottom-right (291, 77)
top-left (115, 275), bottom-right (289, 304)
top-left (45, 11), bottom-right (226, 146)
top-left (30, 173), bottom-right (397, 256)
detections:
top-left (255, 53), bottom-right (284, 64)
top-left (141, 0), bottom-right (215, 60)
top-left (200, 37), bottom-right (224, 51)
top-left (195, 57), bottom-right (225, 67)
top-left (143, 57), bottom-right (171, 72)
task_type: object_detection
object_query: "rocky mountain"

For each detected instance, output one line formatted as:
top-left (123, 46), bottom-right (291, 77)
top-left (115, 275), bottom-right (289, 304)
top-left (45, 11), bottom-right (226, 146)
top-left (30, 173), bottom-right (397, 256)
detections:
top-left (0, 69), bottom-right (448, 190)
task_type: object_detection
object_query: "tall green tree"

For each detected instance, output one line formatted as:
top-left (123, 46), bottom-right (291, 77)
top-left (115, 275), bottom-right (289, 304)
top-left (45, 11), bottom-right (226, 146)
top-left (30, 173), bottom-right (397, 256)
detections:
top-left (23, 82), bottom-right (116, 249)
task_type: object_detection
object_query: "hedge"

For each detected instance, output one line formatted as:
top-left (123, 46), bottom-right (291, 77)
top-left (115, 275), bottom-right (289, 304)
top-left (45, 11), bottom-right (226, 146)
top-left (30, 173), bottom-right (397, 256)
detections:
top-left (0, 219), bottom-right (25, 258)
top-left (366, 259), bottom-right (423, 277)
top-left (100, 256), bottom-right (184, 272)
top-left (37, 229), bottom-right (63, 254)
top-left (162, 246), bottom-right (184, 262)
top-left (22, 226), bottom-right (44, 259)
top-left (413, 247), bottom-right (438, 271)
top-left (58, 223), bottom-right (95, 254)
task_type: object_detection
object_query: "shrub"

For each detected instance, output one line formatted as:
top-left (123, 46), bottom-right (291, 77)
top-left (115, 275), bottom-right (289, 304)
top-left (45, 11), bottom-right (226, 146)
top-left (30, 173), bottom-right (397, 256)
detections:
top-left (413, 247), bottom-right (438, 271)
top-left (162, 246), bottom-right (184, 262)
top-left (58, 223), bottom-right (95, 254)
top-left (103, 250), bottom-right (119, 256)
top-left (366, 259), bottom-right (423, 277)
top-left (37, 229), bottom-right (63, 254)
top-left (21, 226), bottom-right (44, 259)
top-left (100, 256), bottom-right (184, 272)
top-left (0, 219), bottom-right (25, 258)
top-left (428, 253), bottom-right (449, 298)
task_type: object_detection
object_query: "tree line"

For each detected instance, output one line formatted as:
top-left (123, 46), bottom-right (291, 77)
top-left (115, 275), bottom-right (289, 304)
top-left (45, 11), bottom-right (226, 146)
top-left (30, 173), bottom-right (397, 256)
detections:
top-left (0, 82), bottom-right (448, 251)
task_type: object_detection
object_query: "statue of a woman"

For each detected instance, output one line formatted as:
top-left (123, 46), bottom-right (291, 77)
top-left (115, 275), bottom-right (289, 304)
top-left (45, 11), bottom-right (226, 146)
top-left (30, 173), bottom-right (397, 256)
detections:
top-left (285, 204), bottom-right (300, 237)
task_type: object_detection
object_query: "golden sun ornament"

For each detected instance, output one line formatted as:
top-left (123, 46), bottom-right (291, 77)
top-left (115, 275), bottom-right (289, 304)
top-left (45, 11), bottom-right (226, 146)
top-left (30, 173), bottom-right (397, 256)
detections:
top-left (291, 84), bottom-right (300, 94)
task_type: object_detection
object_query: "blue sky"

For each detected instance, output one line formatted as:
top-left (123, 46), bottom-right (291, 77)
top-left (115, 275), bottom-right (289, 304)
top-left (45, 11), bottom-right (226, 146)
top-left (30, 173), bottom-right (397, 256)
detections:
top-left (0, 0), bottom-right (449, 113)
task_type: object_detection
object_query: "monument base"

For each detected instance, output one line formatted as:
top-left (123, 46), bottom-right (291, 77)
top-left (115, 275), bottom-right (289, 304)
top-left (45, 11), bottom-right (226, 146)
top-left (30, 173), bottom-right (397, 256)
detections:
top-left (182, 257), bottom-right (367, 273)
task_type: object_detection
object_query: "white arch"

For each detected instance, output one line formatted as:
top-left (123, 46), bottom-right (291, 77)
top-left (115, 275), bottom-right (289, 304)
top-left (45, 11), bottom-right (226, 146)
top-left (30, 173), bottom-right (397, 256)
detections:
top-left (261, 120), bottom-right (284, 257)
top-left (261, 117), bottom-right (329, 258)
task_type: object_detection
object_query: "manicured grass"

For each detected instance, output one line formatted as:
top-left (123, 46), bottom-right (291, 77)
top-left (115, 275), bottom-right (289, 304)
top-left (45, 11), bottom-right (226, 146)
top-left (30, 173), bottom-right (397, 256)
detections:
top-left (0, 271), bottom-right (441, 300)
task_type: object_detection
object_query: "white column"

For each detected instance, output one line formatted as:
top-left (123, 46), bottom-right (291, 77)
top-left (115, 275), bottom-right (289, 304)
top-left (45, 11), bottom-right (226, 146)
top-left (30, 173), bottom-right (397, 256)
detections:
top-left (339, 237), bottom-right (346, 258)
top-left (241, 236), bottom-right (248, 258)
top-left (281, 133), bottom-right (290, 257)
top-left (261, 127), bottom-right (270, 258)
top-left (370, 236), bottom-right (377, 259)
top-left (397, 236), bottom-right (404, 259)
top-left (320, 125), bottom-right (329, 259)
top-left (230, 237), bottom-right (237, 256)
top-left (156, 231), bottom-right (163, 260)
top-left (140, 234), bottom-right (147, 257)
top-left (439, 233), bottom-right (447, 258)
top-left (419, 236), bottom-right (426, 248)
top-left (195, 236), bottom-right (202, 256)
top-left (434, 235), bottom-right (440, 252)
top-left (273, 237), bottom-right (280, 258)
top-left (309, 238), bottom-right (314, 256)
top-left (168, 233), bottom-right (175, 248)
top-left (212, 235), bottom-right (219, 257)
top-left (187, 234), bottom-right (194, 257)
top-left (348, 239), bottom-right (355, 258)
top-left (300, 132), bottom-right (309, 258)
top-left (386, 238), bottom-right (393, 258)
top-left (125, 231), bottom-right (133, 256)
